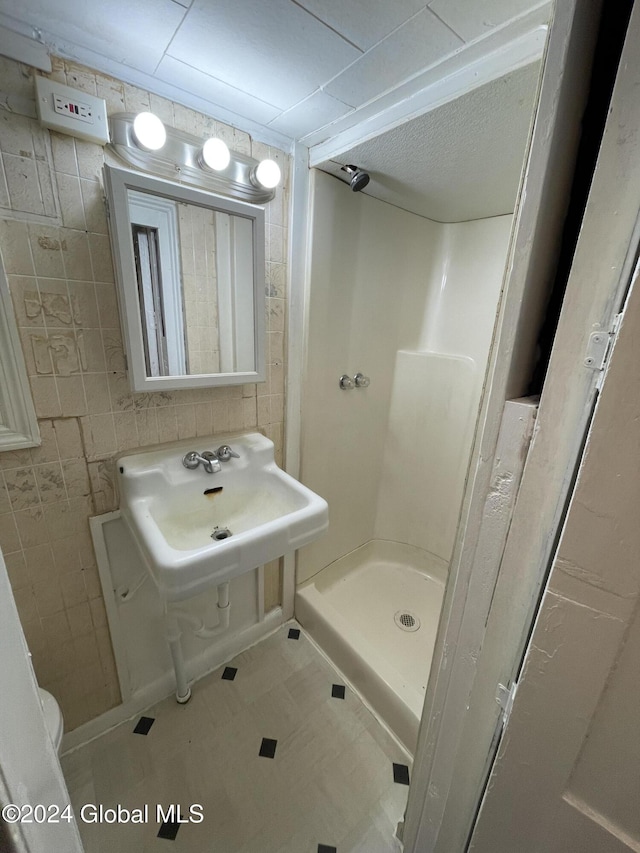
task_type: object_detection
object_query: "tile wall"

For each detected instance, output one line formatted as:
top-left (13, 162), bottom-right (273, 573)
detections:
top-left (0, 55), bottom-right (288, 731)
top-left (178, 203), bottom-right (220, 374)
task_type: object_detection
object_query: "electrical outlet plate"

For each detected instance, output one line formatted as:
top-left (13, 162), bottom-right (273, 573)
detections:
top-left (35, 76), bottom-right (109, 145)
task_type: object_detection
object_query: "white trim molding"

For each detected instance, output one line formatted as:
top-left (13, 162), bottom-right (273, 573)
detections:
top-left (0, 261), bottom-right (40, 452)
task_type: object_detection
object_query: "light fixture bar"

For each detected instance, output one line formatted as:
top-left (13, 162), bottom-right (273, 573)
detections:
top-left (107, 113), bottom-right (276, 204)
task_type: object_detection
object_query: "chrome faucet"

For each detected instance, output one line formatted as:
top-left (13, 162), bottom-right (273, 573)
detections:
top-left (182, 445), bottom-right (240, 474)
top-left (182, 450), bottom-right (221, 474)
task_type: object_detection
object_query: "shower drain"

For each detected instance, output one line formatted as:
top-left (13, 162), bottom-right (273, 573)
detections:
top-left (394, 610), bottom-right (421, 632)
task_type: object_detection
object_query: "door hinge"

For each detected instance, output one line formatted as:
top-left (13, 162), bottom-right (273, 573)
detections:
top-left (584, 313), bottom-right (622, 388)
top-left (496, 681), bottom-right (518, 728)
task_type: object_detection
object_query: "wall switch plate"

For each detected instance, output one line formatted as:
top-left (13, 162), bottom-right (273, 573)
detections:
top-left (35, 76), bottom-right (109, 145)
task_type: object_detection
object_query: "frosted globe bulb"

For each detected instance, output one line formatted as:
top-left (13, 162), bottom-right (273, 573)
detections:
top-left (255, 159), bottom-right (281, 189)
top-left (132, 112), bottom-right (166, 151)
top-left (202, 137), bottom-right (231, 171)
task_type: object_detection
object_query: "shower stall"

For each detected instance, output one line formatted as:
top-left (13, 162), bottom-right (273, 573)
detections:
top-left (295, 169), bottom-right (515, 753)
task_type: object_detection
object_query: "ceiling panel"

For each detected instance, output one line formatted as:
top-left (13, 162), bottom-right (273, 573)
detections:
top-left (292, 0), bottom-right (427, 51)
top-left (0, 0), bottom-right (186, 74)
top-left (268, 90), bottom-right (352, 137)
top-left (319, 62), bottom-right (540, 223)
top-left (167, 0), bottom-right (361, 111)
top-left (428, 0), bottom-right (543, 42)
top-left (156, 56), bottom-right (281, 125)
top-left (324, 8), bottom-right (463, 108)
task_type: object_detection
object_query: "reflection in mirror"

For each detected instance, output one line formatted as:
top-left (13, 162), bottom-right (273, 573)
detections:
top-left (128, 192), bottom-right (255, 377)
top-left (104, 166), bottom-right (265, 392)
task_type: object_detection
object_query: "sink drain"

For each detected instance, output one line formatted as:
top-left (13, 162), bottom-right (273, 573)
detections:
top-left (394, 610), bottom-right (420, 632)
top-left (211, 527), bottom-right (232, 541)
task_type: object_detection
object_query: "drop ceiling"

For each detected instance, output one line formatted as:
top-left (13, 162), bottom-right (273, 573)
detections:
top-left (0, 0), bottom-right (551, 221)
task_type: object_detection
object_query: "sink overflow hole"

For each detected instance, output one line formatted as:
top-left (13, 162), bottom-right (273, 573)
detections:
top-left (211, 527), bottom-right (232, 541)
top-left (394, 610), bottom-right (420, 632)
top-left (204, 486), bottom-right (223, 495)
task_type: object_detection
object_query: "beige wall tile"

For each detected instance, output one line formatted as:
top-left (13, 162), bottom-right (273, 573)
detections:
top-left (53, 418), bottom-right (84, 459)
top-left (83, 372), bottom-right (111, 413)
top-left (55, 375), bottom-right (87, 415)
top-left (14, 585), bottom-right (39, 623)
top-left (75, 139), bottom-right (103, 182)
top-left (176, 404), bottom-right (196, 439)
top-left (4, 467), bottom-right (40, 511)
top-left (34, 576), bottom-right (64, 618)
top-left (50, 132), bottom-right (78, 176)
top-left (0, 219), bottom-right (34, 275)
top-left (51, 537), bottom-right (82, 575)
top-left (63, 230), bottom-right (93, 280)
top-left (34, 462), bottom-right (66, 503)
top-left (29, 224), bottom-right (65, 278)
top-left (61, 572), bottom-right (89, 609)
top-left (30, 420), bottom-right (60, 465)
top-left (14, 506), bottom-right (48, 548)
top-left (24, 543), bottom-right (56, 584)
top-left (4, 550), bottom-right (28, 590)
top-left (113, 411), bottom-right (138, 451)
top-left (57, 173), bottom-right (86, 230)
top-left (62, 458), bottom-right (91, 498)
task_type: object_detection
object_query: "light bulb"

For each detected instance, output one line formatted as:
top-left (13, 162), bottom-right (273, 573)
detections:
top-left (132, 112), bottom-right (166, 151)
top-left (254, 159), bottom-right (281, 189)
top-left (201, 137), bottom-right (231, 171)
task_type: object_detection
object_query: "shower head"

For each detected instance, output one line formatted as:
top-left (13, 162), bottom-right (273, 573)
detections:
top-left (341, 164), bottom-right (370, 192)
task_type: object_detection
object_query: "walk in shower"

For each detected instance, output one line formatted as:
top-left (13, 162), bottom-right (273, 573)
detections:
top-left (295, 63), bottom-right (540, 753)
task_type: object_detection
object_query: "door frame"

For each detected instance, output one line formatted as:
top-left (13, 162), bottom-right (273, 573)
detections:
top-left (404, 0), bottom-right (640, 849)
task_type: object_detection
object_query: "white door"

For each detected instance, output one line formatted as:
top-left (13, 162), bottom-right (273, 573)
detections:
top-left (469, 246), bottom-right (640, 850)
top-left (0, 551), bottom-right (84, 852)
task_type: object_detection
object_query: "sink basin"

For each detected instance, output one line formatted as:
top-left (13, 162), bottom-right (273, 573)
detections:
top-left (117, 433), bottom-right (328, 601)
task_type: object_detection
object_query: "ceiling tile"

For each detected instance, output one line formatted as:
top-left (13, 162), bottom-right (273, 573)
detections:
top-left (0, 0), bottom-right (186, 74)
top-left (268, 90), bottom-right (352, 138)
top-left (428, 0), bottom-right (541, 42)
top-left (292, 0), bottom-right (427, 51)
top-left (155, 56), bottom-right (281, 125)
top-left (324, 7), bottom-right (463, 108)
top-left (167, 0), bottom-right (361, 111)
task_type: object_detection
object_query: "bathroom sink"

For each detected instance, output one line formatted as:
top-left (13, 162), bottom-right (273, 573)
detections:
top-left (117, 432), bottom-right (328, 601)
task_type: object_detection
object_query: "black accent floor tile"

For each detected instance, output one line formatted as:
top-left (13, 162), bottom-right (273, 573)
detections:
top-left (393, 762), bottom-right (410, 785)
top-left (221, 666), bottom-right (237, 681)
top-left (318, 845), bottom-right (337, 852)
top-left (331, 684), bottom-right (346, 700)
top-left (132, 716), bottom-right (155, 735)
top-left (157, 820), bottom-right (180, 840)
top-left (259, 737), bottom-right (278, 759)
top-left (288, 627), bottom-right (300, 640)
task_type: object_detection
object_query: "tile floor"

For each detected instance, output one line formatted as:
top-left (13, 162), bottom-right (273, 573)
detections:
top-left (61, 623), bottom-right (410, 852)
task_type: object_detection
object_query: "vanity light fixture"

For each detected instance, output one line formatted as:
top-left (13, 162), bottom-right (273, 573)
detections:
top-left (200, 137), bottom-right (231, 171)
top-left (108, 113), bottom-right (279, 203)
top-left (252, 158), bottom-right (281, 190)
top-left (132, 111), bottom-right (166, 151)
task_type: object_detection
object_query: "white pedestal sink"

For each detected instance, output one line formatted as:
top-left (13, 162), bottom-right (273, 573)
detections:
top-left (117, 432), bottom-right (328, 701)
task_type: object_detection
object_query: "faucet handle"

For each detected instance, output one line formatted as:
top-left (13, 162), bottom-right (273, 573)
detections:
top-left (215, 445), bottom-right (239, 462)
top-left (354, 372), bottom-right (370, 388)
top-left (182, 451), bottom-right (201, 469)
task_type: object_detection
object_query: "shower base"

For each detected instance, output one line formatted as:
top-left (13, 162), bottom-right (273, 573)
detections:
top-left (296, 539), bottom-right (447, 754)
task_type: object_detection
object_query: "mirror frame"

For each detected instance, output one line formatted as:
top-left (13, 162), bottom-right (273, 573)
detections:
top-left (103, 164), bottom-right (266, 391)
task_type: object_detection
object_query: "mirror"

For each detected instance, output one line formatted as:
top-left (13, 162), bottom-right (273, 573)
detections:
top-left (104, 165), bottom-right (266, 391)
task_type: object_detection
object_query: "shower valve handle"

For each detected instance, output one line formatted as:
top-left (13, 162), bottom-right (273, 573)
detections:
top-left (354, 373), bottom-right (370, 388)
top-left (339, 375), bottom-right (354, 390)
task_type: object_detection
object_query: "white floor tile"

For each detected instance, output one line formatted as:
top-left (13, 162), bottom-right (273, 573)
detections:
top-left (62, 624), bottom-right (408, 851)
